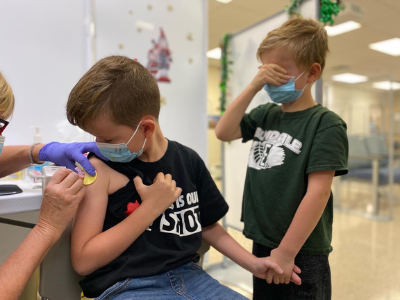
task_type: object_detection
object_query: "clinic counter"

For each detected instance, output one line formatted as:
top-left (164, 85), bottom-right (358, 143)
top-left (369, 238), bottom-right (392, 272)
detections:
top-left (0, 181), bottom-right (42, 226)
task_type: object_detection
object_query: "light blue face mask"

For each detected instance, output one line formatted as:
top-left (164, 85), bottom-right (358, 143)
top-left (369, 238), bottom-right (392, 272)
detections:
top-left (0, 136), bottom-right (5, 156)
top-left (263, 71), bottom-right (308, 104)
top-left (96, 122), bottom-right (147, 163)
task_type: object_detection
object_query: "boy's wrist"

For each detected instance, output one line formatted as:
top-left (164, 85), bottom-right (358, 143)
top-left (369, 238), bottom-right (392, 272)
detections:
top-left (247, 84), bottom-right (262, 94)
top-left (138, 200), bottom-right (164, 220)
top-left (277, 244), bottom-right (298, 259)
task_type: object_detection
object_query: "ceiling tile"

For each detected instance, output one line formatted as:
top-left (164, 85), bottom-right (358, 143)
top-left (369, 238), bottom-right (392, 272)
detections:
top-left (229, 0), bottom-right (283, 17)
top-left (208, 0), bottom-right (225, 12)
top-left (367, 15), bottom-right (400, 37)
top-left (378, 0), bottom-right (400, 11)
top-left (335, 26), bottom-right (393, 47)
top-left (340, 0), bottom-right (398, 22)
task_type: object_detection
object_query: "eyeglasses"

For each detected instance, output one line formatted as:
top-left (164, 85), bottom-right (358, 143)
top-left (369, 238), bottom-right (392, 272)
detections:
top-left (0, 118), bottom-right (9, 135)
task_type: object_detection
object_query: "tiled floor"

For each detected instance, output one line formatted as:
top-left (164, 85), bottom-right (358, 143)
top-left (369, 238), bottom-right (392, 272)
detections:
top-left (205, 191), bottom-right (400, 300)
top-left (30, 182), bottom-right (400, 300)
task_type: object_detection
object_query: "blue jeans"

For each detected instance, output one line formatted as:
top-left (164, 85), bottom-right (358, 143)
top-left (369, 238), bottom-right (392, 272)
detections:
top-left (96, 262), bottom-right (248, 300)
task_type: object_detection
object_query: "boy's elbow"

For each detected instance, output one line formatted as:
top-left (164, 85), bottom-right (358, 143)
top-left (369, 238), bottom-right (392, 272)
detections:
top-left (72, 256), bottom-right (93, 276)
top-left (214, 126), bottom-right (228, 142)
top-left (72, 261), bottom-right (91, 276)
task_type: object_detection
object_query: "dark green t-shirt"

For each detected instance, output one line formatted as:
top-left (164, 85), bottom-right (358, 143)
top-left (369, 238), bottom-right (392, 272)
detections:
top-left (240, 103), bottom-right (348, 254)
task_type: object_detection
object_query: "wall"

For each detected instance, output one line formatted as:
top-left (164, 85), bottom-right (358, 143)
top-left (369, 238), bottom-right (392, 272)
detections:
top-left (207, 65), bottom-right (221, 169)
top-left (0, 0), bottom-right (208, 160)
top-left (0, 0), bottom-right (91, 145)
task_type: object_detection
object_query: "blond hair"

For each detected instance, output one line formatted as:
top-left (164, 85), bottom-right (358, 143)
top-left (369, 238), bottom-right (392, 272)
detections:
top-left (0, 72), bottom-right (15, 120)
top-left (257, 18), bottom-right (329, 76)
top-left (67, 56), bottom-right (160, 130)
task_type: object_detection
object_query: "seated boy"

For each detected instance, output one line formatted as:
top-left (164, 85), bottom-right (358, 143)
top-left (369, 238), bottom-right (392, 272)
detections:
top-left (67, 56), bottom-right (301, 299)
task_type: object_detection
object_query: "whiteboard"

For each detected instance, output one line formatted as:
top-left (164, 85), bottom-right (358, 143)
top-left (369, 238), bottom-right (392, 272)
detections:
top-left (224, 0), bottom-right (320, 230)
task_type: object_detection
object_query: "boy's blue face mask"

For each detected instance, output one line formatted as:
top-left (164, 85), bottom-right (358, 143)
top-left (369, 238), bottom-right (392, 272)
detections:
top-left (0, 136), bottom-right (5, 156)
top-left (96, 122), bottom-right (147, 163)
top-left (263, 71), bottom-right (308, 104)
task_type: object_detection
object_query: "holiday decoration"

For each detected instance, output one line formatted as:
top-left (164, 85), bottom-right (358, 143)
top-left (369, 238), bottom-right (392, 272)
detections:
top-left (320, 0), bottom-right (343, 25)
top-left (146, 28), bottom-right (172, 83)
top-left (286, 0), bottom-right (304, 17)
top-left (219, 34), bottom-right (232, 115)
top-left (285, 0), bottom-right (343, 25)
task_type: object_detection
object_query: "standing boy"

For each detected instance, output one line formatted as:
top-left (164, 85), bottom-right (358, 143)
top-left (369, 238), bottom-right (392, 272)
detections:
top-left (215, 18), bottom-right (348, 300)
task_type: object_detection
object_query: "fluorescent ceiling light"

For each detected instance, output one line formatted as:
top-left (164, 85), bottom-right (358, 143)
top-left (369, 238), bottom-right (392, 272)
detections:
top-left (332, 73), bottom-right (368, 84)
top-left (215, 0), bottom-right (233, 3)
top-left (372, 81), bottom-right (400, 91)
top-left (207, 47), bottom-right (221, 60)
top-left (369, 38), bottom-right (400, 56)
top-left (325, 21), bottom-right (361, 36)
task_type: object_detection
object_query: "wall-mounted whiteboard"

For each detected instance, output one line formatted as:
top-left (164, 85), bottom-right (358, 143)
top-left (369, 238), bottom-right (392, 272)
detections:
top-left (0, 0), bottom-right (208, 161)
top-left (224, 0), bottom-right (320, 231)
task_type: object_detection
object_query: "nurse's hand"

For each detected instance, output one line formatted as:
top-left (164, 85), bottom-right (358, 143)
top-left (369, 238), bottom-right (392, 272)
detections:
top-left (39, 142), bottom-right (108, 176)
top-left (36, 168), bottom-right (85, 240)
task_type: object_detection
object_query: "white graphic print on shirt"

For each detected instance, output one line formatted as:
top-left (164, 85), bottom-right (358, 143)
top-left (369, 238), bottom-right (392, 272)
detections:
top-left (159, 191), bottom-right (202, 236)
top-left (249, 128), bottom-right (302, 170)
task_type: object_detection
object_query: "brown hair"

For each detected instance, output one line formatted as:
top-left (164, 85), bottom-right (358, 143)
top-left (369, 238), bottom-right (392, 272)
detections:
top-left (257, 18), bottom-right (329, 76)
top-left (67, 56), bottom-right (160, 130)
top-left (0, 72), bottom-right (15, 120)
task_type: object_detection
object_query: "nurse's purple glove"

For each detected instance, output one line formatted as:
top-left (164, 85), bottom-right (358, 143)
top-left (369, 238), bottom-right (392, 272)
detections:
top-left (39, 142), bottom-right (108, 176)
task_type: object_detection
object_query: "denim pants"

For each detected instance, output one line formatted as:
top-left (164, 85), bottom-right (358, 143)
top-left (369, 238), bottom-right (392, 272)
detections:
top-left (96, 262), bottom-right (248, 300)
top-left (252, 242), bottom-right (331, 300)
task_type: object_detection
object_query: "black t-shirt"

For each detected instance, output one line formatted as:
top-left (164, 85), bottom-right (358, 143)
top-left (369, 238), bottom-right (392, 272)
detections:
top-left (80, 140), bottom-right (228, 297)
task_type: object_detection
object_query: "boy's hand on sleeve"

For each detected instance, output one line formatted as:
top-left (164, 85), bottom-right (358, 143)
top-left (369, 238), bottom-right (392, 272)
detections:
top-left (133, 173), bottom-right (182, 217)
top-left (266, 248), bottom-right (302, 285)
top-left (249, 64), bottom-right (290, 92)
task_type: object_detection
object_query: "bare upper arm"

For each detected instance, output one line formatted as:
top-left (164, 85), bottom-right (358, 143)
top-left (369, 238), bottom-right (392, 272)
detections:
top-left (71, 157), bottom-right (129, 255)
top-left (306, 170), bottom-right (335, 198)
top-left (214, 125), bottom-right (242, 142)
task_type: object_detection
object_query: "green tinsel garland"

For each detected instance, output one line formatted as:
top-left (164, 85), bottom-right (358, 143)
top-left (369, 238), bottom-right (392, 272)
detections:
top-left (286, 0), bottom-right (344, 25)
top-left (320, 0), bottom-right (344, 25)
top-left (219, 34), bottom-right (232, 115)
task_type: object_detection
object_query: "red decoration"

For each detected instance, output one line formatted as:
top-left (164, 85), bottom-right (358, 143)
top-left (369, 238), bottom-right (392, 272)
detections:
top-left (146, 28), bottom-right (172, 83)
top-left (124, 201), bottom-right (140, 215)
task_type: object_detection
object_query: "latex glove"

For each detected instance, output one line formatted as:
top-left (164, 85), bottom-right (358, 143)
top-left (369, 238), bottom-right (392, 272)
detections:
top-left (39, 142), bottom-right (108, 176)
